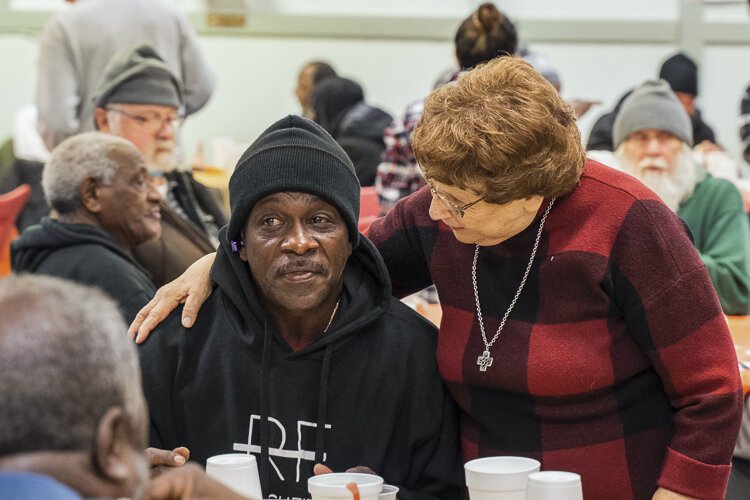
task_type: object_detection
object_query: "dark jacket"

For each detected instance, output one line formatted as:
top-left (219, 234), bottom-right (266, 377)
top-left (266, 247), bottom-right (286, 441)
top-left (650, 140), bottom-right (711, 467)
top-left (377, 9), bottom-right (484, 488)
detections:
top-left (336, 103), bottom-right (393, 186)
top-left (139, 229), bottom-right (463, 500)
top-left (11, 217), bottom-right (155, 322)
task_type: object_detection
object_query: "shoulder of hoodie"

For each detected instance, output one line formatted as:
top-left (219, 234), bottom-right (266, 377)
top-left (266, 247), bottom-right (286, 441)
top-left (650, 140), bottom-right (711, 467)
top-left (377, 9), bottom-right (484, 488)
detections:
top-left (376, 295), bottom-right (439, 348)
top-left (139, 291), bottom-right (228, 356)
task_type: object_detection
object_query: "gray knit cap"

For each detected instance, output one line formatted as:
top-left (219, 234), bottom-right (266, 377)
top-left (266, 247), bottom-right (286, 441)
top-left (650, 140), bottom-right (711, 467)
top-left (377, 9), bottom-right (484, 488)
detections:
top-left (92, 44), bottom-right (183, 109)
top-left (613, 79), bottom-right (692, 148)
top-left (227, 115), bottom-right (361, 248)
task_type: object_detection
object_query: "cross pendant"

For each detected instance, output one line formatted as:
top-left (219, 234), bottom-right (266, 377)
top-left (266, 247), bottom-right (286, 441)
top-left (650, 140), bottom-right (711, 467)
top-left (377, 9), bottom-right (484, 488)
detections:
top-left (477, 350), bottom-right (493, 372)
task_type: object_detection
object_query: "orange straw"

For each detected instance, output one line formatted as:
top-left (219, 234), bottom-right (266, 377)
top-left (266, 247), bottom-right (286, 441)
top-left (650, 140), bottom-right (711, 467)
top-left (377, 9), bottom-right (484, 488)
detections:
top-left (346, 482), bottom-right (360, 500)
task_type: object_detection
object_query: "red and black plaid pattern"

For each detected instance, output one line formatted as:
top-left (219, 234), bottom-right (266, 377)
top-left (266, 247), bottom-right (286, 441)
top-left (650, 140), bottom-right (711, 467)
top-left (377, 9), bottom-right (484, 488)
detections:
top-left (367, 161), bottom-right (743, 499)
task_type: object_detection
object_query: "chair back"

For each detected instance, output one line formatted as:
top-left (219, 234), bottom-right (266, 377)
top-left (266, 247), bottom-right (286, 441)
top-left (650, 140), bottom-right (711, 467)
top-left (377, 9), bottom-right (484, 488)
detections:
top-left (358, 186), bottom-right (381, 232)
top-left (0, 184), bottom-right (32, 276)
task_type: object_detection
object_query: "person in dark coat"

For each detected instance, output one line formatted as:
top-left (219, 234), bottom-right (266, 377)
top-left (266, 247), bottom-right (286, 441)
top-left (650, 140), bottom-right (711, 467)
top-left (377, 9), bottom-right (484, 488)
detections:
top-left (310, 77), bottom-right (392, 186)
top-left (11, 132), bottom-right (160, 322)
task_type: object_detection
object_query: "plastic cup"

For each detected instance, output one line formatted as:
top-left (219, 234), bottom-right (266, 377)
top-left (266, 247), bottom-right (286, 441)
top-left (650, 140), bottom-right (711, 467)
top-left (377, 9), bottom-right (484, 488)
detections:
top-left (308, 472), bottom-right (384, 500)
top-left (205, 453), bottom-right (262, 499)
top-left (525, 471), bottom-right (582, 500)
top-left (379, 484), bottom-right (399, 500)
top-left (464, 456), bottom-right (541, 500)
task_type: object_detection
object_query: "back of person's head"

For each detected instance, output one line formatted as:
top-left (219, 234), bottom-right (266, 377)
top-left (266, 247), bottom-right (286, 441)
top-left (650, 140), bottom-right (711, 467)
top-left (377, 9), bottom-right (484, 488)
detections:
top-left (309, 77), bottom-right (365, 136)
top-left (658, 52), bottom-right (698, 97)
top-left (42, 131), bottom-right (139, 215)
top-left (0, 275), bottom-right (148, 498)
top-left (454, 2), bottom-right (518, 70)
top-left (412, 56), bottom-right (584, 202)
top-left (296, 61), bottom-right (338, 112)
top-left (308, 61), bottom-right (337, 86)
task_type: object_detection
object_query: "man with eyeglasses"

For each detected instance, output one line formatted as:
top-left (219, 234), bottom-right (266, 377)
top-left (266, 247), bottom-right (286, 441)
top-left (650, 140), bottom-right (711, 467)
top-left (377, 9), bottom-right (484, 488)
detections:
top-left (93, 44), bottom-right (227, 285)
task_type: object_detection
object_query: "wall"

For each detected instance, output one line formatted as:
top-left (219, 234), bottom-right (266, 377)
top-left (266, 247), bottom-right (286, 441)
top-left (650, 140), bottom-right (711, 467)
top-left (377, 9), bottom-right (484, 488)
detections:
top-left (1, 0), bottom-right (749, 166)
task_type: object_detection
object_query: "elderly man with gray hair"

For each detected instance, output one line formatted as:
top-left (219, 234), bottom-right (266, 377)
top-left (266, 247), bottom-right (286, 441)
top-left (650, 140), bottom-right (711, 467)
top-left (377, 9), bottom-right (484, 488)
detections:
top-left (614, 79), bottom-right (750, 315)
top-left (0, 275), bottom-right (247, 499)
top-left (11, 132), bottom-right (161, 321)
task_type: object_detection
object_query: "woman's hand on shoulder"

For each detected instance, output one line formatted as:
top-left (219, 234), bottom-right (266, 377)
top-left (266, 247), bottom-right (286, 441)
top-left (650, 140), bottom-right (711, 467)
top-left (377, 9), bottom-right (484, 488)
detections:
top-left (128, 252), bottom-right (217, 343)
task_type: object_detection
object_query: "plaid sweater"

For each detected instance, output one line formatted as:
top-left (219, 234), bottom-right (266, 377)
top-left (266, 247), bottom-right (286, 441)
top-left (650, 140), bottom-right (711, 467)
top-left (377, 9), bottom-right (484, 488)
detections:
top-left (367, 161), bottom-right (743, 499)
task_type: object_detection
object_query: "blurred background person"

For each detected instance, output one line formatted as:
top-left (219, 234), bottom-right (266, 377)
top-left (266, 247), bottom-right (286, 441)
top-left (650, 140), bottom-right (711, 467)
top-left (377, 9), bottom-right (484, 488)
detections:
top-left (11, 133), bottom-right (160, 322)
top-left (295, 60), bottom-right (337, 118)
top-left (376, 2), bottom-right (518, 213)
top-left (614, 80), bottom-right (750, 315)
top-left (309, 76), bottom-right (392, 186)
top-left (35, 0), bottom-right (214, 151)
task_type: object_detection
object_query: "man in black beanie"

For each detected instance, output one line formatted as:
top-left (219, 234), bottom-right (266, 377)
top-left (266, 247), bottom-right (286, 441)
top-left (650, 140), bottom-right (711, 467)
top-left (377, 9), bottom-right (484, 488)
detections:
top-left (658, 52), bottom-right (717, 148)
top-left (139, 115), bottom-right (463, 500)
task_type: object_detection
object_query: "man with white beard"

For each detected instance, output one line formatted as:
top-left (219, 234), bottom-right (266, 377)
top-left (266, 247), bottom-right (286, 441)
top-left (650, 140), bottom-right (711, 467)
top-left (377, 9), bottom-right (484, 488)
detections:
top-left (614, 79), bottom-right (750, 315)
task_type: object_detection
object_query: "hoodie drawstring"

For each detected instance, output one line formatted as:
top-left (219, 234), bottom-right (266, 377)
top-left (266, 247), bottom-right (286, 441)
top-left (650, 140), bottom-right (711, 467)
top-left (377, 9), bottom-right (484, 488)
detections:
top-left (259, 320), bottom-right (271, 492)
top-left (315, 344), bottom-right (333, 464)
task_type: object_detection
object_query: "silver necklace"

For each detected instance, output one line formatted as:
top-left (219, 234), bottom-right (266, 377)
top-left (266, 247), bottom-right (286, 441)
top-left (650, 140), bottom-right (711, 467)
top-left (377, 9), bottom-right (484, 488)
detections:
top-left (473, 198), bottom-right (555, 372)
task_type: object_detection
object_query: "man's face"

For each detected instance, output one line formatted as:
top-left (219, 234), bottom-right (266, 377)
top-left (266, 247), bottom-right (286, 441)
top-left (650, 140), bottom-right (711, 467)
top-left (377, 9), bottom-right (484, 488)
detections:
top-left (675, 91), bottom-right (696, 116)
top-left (96, 147), bottom-right (162, 249)
top-left (98, 103), bottom-right (180, 170)
top-left (620, 129), bottom-right (683, 177)
top-left (295, 65), bottom-right (316, 111)
top-left (617, 128), bottom-right (695, 211)
top-left (239, 192), bottom-right (352, 314)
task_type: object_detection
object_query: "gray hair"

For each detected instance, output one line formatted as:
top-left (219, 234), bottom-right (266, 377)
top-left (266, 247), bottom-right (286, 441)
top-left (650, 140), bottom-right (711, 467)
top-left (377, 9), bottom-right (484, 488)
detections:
top-left (42, 132), bottom-right (140, 214)
top-left (0, 275), bottom-right (146, 456)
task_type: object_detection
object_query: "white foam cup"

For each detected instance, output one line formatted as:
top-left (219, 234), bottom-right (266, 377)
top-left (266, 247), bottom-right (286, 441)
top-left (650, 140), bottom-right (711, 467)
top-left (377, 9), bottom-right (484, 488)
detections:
top-left (378, 484), bottom-right (399, 500)
top-left (308, 472), bottom-right (384, 500)
top-left (205, 453), bottom-right (263, 499)
top-left (464, 456), bottom-right (541, 500)
top-left (525, 471), bottom-right (582, 500)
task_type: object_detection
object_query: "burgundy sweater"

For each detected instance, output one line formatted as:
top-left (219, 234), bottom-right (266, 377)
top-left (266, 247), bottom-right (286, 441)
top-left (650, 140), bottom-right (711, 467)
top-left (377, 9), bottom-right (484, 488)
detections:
top-left (367, 161), bottom-right (743, 499)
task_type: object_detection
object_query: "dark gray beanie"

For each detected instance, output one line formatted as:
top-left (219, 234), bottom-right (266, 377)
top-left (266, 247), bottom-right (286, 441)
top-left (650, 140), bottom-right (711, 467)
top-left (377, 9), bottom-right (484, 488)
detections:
top-left (612, 79), bottom-right (693, 149)
top-left (92, 44), bottom-right (183, 109)
top-left (227, 115), bottom-right (361, 247)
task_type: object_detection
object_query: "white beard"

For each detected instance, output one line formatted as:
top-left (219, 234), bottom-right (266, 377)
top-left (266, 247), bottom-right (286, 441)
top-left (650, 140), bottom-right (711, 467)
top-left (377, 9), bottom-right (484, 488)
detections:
top-left (616, 146), bottom-right (698, 212)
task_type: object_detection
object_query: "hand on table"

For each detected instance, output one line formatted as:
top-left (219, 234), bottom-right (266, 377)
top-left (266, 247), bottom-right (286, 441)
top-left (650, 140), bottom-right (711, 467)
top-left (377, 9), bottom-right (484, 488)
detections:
top-left (146, 446), bottom-right (189, 477)
top-left (314, 463), bottom-right (377, 476)
top-left (147, 462), bottom-right (249, 499)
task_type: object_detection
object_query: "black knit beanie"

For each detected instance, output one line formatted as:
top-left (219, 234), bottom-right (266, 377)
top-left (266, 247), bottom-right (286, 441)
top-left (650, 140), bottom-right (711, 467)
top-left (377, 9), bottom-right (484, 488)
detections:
top-left (227, 115), bottom-right (361, 248)
top-left (658, 52), bottom-right (698, 97)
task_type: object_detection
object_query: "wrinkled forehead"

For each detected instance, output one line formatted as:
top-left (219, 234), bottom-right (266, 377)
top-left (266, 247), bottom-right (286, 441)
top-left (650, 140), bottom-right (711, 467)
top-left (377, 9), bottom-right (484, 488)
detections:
top-left (248, 191), bottom-right (342, 217)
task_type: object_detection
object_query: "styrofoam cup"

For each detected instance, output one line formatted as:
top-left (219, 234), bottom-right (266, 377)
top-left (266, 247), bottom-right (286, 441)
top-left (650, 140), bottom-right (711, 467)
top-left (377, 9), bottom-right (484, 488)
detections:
top-left (308, 472), bottom-right (384, 500)
top-left (205, 453), bottom-right (262, 499)
top-left (525, 471), bottom-right (582, 500)
top-left (465, 456), bottom-right (541, 500)
top-left (379, 484), bottom-right (399, 499)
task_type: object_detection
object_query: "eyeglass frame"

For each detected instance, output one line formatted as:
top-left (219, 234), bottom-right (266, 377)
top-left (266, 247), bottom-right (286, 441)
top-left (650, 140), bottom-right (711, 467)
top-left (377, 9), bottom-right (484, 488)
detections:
top-left (105, 106), bottom-right (184, 133)
top-left (422, 177), bottom-right (485, 218)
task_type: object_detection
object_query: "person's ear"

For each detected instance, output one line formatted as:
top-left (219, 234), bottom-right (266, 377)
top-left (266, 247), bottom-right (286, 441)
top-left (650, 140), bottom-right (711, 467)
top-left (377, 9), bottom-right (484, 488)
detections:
top-left (92, 407), bottom-right (132, 484)
top-left (237, 240), bottom-right (248, 262)
top-left (80, 177), bottom-right (103, 213)
top-left (94, 108), bottom-right (110, 132)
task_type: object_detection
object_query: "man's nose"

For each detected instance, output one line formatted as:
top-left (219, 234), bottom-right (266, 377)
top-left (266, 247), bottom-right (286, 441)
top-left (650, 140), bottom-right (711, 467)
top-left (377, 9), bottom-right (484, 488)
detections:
top-left (645, 137), bottom-right (662, 154)
top-left (281, 222), bottom-right (319, 254)
top-left (147, 182), bottom-right (163, 203)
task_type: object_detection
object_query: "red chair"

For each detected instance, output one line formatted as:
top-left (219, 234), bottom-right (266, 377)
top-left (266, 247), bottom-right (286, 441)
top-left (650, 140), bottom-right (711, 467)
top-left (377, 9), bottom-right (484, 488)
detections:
top-left (0, 184), bottom-right (31, 276)
top-left (359, 186), bottom-right (381, 232)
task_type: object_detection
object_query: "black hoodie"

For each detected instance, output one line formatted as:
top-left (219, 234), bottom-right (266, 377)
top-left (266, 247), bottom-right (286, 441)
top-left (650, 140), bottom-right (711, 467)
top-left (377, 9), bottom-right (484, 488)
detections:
top-left (139, 229), bottom-right (463, 500)
top-left (11, 217), bottom-right (155, 322)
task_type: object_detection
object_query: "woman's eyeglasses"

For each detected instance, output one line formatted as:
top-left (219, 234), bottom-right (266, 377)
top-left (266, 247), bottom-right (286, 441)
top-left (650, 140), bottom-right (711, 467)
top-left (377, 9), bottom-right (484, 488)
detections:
top-left (426, 181), bottom-right (484, 218)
